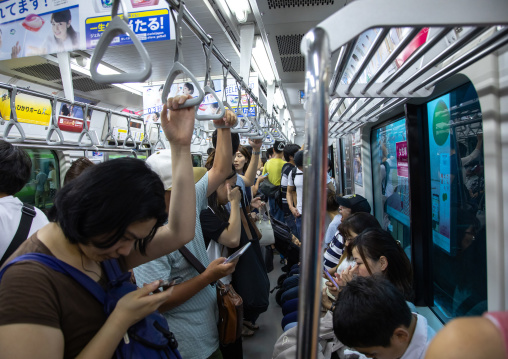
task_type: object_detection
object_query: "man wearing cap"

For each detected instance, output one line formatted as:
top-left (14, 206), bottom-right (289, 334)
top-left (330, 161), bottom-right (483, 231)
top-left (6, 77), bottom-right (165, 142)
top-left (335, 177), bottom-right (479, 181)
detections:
top-left (323, 194), bottom-right (371, 271)
top-left (134, 100), bottom-right (239, 359)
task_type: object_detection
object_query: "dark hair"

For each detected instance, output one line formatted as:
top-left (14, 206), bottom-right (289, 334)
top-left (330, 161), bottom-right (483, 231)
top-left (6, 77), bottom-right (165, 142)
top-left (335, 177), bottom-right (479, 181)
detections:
top-left (294, 150), bottom-right (304, 167)
top-left (274, 140), bottom-right (285, 154)
top-left (207, 147), bottom-right (214, 156)
top-left (243, 145), bottom-right (253, 156)
top-left (352, 228), bottom-right (413, 301)
top-left (49, 162), bottom-right (55, 169)
top-left (283, 144), bottom-right (301, 162)
top-left (236, 145), bottom-right (251, 173)
top-left (51, 10), bottom-right (78, 46)
top-left (64, 157), bottom-right (94, 185)
top-left (212, 130), bottom-right (240, 154)
top-left (333, 276), bottom-right (412, 348)
top-left (266, 148), bottom-right (274, 158)
top-left (326, 191), bottom-right (340, 212)
top-left (48, 158), bottom-right (166, 255)
top-left (338, 212), bottom-right (382, 260)
top-left (0, 140), bottom-right (32, 195)
top-left (207, 166), bottom-right (237, 223)
top-left (183, 82), bottom-right (194, 94)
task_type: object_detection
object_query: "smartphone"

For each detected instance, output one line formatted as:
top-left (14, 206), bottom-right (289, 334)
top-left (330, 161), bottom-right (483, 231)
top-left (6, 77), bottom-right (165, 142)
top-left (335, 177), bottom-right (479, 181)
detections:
top-left (224, 242), bottom-right (251, 264)
top-left (159, 276), bottom-right (182, 290)
top-left (262, 173), bottom-right (269, 177)
top-left (323, 266), bottom-right (341, 291)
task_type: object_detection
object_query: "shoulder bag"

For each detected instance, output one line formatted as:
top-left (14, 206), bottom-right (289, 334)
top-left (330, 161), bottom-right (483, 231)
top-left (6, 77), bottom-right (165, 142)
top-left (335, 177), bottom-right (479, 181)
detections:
top-left (257, 205), bottom-right (275, 247)
top-left (179, 247), bottom-right (243, 346)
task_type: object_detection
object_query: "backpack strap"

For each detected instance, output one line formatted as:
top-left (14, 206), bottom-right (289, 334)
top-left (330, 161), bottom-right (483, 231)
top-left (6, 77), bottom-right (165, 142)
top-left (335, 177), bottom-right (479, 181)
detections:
top-left (0, 204), bottom-right (36, 267)
top-left (0, 253), bottom-right (106, 304)
top-left (291, 167), bottom-right (298, 183)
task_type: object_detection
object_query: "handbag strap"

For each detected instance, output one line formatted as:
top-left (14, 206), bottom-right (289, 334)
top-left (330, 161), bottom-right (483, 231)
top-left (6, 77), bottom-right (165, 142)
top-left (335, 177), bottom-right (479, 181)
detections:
top-left (240, 210), bottom-right (253, 240)
top-left (179, 246), bottom-right (215, 287)
top-left (0, 204), bottom-right (36, 267)
top-left (0, 253), bottom-right (106, 304)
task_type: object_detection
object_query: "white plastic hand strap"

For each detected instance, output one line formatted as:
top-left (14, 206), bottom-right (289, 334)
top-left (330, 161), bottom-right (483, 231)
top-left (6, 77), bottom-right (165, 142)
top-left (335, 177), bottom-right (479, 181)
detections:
top-left (3, 86), bottom-right (26, 143)
top-left (90, 0), bottom-right (152, 84)
top-left (46, 96), bottom-right (64, 145)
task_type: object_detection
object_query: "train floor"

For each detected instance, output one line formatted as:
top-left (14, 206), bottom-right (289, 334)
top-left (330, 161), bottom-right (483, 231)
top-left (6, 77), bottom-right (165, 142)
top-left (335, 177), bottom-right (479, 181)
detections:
top-left (243, 253), bottom-right (284, 359)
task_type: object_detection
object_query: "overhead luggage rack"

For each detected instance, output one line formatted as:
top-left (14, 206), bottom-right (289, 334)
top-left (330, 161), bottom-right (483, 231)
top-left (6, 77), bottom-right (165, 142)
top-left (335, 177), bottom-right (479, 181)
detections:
top-left (297, 0), bottom-right (508, 358)
top-left (306, 0), bottom-right (508, 137)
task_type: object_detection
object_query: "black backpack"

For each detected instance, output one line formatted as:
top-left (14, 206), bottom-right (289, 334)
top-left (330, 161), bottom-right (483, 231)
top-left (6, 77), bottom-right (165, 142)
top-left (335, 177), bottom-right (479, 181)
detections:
top-left (271, 217), bottom-right (300, 267)
top-left (275, 165), bottom-right (297, 209)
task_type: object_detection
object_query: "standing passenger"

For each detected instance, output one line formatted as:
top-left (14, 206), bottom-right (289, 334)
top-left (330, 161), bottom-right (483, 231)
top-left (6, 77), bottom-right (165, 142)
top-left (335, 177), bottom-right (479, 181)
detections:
top-left (262, 140), bottom-right (286, 222)
top-left (33, 168), bottom-right (48, 209)
top-left (0, 95), bottom-right (198, 358)
top-left (0, 141), bottom-right (48, 265)
top-left (133, 107), bottom-right (240, 359)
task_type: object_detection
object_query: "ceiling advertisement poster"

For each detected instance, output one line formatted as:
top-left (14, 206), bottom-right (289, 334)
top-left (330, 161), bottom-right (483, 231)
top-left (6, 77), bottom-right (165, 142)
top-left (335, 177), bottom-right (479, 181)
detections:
top-left (0, 0), bottom-right (174, 61)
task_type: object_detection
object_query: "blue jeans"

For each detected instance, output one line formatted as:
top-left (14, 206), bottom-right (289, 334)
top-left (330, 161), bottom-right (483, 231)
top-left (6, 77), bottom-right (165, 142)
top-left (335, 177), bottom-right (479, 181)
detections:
top-left (295, 216), bottom-right (302, 239)
top-left (281, 311), bottom-right (298, 329)
top-left (282, 298), bottom-right (299, 316)
top-left (281, 286), bottom-right (299, 305)
top-left (268, 197), bottom-right (285, 223)
top-left (284, 214), bottom-right (299, 239)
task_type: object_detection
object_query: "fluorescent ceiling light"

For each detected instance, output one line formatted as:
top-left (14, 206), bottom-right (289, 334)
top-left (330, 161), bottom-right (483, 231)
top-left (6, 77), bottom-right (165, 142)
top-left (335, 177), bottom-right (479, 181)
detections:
top-left (225, 0), bottom-right (250, 23)
top-left (274, 88), bottom-right (285, 109)
top-left (252, 37), bottom-right (275, 84)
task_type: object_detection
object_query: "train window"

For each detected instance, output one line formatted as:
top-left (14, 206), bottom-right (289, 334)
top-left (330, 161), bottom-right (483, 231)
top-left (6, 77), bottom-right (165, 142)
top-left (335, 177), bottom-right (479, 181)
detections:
top-left (371, 118), bottom-right (411, 258)
top-left (339, 136), bottom-right (353, 195)
top-left (192, 154), bottom-right (202, 167)
top-left (426, 82), bottom-right (486, 322)
top-left (15, 149), bottom-right (59, 213)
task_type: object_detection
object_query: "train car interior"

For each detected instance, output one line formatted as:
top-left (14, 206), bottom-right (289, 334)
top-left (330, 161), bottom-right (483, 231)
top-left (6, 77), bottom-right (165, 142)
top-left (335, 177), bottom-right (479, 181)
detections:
top-left (0, 0), bottom-right (507, 358)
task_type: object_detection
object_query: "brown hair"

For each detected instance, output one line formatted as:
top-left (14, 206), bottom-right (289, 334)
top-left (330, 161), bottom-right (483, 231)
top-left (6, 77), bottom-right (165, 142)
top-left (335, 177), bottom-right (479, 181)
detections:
top-left (64, 157), bottom-right (94, 185)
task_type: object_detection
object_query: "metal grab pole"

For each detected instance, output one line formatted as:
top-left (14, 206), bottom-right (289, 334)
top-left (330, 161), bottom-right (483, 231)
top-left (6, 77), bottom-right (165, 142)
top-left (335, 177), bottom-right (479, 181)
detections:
top-left (297, 27), bottom-right (330, 359)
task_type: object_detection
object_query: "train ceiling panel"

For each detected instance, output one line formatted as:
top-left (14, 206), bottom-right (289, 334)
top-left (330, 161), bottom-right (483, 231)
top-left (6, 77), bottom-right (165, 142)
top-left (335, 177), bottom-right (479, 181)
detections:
top-left (267, 0), bottom-right (335, 9)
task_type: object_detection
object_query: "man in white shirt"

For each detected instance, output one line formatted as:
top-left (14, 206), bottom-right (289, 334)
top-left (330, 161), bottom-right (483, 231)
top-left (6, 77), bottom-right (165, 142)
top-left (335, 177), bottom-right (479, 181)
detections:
top-left (0, 141), bottom-right (48, 263)
top-left (47, 163), bottom-right (57, 199)
top-left (333, 276), bottom-right (434, 359)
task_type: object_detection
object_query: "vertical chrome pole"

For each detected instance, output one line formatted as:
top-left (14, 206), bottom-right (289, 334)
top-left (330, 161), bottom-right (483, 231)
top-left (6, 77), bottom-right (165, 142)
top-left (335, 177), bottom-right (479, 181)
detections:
top-left (297, 27), bottom-right (330, 359)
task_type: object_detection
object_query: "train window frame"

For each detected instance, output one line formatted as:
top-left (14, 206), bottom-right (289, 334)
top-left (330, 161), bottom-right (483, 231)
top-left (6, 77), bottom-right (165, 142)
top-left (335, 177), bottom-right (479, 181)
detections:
top-left (404, 80), bottom-right (487, 323)
top-left (369, 114), bottom-right (411, 261)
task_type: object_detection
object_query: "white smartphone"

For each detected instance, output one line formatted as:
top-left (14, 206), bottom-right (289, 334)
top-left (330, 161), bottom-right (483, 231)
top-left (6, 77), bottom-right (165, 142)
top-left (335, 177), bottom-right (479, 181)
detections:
top-left (223, 242), bottom-right (251, 264)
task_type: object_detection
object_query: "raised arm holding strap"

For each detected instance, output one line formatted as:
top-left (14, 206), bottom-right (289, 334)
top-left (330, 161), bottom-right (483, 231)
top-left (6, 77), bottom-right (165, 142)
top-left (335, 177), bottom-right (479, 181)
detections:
top-left (161, 0), bottom-right (204, 108)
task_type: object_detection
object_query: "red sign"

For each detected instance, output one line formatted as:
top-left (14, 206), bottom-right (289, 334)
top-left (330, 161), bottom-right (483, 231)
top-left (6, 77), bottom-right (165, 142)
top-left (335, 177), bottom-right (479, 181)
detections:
top-left (396, 28), bottom-right (429, 68)
top-left (396, 141), bottom-right (409, 178)
top-left (58, 116), bottom-right (90, 133)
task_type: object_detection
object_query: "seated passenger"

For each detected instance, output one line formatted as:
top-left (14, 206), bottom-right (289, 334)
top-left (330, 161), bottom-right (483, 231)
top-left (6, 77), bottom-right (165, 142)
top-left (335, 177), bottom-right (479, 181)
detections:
top-left (425, 311), bottom-right (508, 359)
top-left (133, 106), bottom-right (241, 359)
top-left (0, 140), bottom-right (48, 266)
top-left (333, 276), bottom-right (435, 359)
top-left (322, 227), bottom-right (414, 312)
top-left (0, 95), bottom-right (198, 358)
top-left (323, 194), bottom-right (371, 271)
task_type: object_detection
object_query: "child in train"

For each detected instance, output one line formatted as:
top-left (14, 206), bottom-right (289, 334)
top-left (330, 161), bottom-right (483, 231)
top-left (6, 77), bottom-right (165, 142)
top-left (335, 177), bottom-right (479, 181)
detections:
top-left (0, 94), bottom-right (199, 358)
top-left (333, 276), bottom-right (435, 359)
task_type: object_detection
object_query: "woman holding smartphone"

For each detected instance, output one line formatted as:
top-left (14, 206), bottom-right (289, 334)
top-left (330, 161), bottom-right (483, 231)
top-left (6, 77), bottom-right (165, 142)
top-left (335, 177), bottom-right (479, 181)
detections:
top-left (0, 95), bottom-right (197, 359)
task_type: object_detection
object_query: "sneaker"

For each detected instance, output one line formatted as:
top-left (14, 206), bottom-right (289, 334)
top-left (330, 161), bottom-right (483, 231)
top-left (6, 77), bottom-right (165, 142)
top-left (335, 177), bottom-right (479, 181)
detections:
top-left (242, 325), bottom-right (255, 337)
top-left (243, 320), bottom-right (259, 330)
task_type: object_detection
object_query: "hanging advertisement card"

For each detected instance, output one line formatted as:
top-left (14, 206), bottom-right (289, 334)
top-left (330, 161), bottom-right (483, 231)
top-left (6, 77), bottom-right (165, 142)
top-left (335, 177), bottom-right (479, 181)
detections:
top-left (0, 0), bottom-right (173, 61)
top-left (396, 141), bottom-right (408, 178)
top-left (0, 89), bottom-right (52, 126)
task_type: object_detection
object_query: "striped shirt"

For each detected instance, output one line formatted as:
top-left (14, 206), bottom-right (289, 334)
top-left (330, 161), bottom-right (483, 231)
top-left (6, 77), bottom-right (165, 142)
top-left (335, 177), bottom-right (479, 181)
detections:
top-left (323, 230), bottom-right (345, 271)
top-left (133, 173), bottom-right (219, 359)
